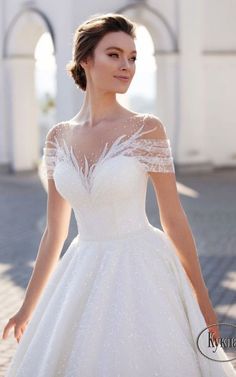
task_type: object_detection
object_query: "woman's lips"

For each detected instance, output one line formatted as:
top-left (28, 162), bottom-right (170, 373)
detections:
top-left (114, 76), bottom-right (130, 82)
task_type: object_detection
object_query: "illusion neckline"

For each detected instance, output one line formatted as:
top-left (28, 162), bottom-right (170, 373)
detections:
top-left (49, 120), bottom-right (156, 193)
top-left (63, 112), bottom-right (144, 129)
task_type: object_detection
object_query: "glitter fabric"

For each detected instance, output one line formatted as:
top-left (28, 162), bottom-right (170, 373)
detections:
top-left (5, 113), bottom-right (236, 376)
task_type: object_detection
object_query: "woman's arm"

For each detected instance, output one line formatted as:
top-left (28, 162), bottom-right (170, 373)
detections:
top-left (150, 171), bottom-right (208, 299)
top-left (150, 171), bottom-right (220, 340)
top-left (2, 180), bottom-right (71, 342)
top-left (21, 179), bottom-right (72, 315)
top-left (2, 127), bottom-right (72, 342)
top-left (144, 115), bottom-right (208, 299)
top-left (146, 115), bottom-right (220, 341)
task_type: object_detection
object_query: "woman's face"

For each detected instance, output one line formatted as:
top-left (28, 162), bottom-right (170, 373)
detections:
top-left (82, 31), bottom-right (137, 93)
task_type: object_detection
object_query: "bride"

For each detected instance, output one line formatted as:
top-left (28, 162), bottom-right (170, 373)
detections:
top-left (2, 12), bottom-right (236, 377)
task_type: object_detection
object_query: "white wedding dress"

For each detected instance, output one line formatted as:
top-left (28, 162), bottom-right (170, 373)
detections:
top-left (5, 113), bottom-right (236, 376)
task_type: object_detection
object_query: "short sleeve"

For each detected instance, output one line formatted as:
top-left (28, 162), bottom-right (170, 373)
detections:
top-left (127, 114), bottom-right (175, 174)
top-left (39, 126), bottom-right (59, 182)
top-left (132, 137), bottom-right (175, 173)
top-left (42, 142), bottom-right (57, 179)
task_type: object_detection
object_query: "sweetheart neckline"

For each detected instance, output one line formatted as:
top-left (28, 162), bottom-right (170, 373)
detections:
top-left (55, 153), bottom-right (141, 194)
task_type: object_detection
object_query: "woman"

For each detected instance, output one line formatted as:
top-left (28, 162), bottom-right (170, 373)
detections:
top-left (2, 13), bottom-right (236, 377)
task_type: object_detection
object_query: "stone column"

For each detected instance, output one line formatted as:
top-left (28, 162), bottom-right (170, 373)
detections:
top-left (5, 57), bottom-right (39, 172)
top-left (178, 0), bottom-right (210, 171)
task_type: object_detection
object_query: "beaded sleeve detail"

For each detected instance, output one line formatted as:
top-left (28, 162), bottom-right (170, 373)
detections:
top-left (42, 143), bottom-right (58, 179)
top-left (129, 137), bottom-right (175, 173)
top-left (40, 122), bottom-right (68, 181)
top-left (39, 114), bottom-right (175, 185)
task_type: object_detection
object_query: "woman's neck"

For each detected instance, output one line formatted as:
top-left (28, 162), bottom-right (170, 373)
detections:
top-left (73, 90), bottom-right (126, 127)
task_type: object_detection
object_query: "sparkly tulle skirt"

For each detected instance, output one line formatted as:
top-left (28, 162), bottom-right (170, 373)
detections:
top-left (5, 225), bottom-right (236, 377)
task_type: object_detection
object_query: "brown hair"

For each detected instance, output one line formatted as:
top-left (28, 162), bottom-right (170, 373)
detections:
top-left (66, 13), bottom-right (137, 91)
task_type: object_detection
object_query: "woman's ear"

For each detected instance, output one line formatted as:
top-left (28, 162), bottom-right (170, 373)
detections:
top-left (79, 58), bottom-right (88, 70)
top-left (79, 62), bottom-right (85, 70)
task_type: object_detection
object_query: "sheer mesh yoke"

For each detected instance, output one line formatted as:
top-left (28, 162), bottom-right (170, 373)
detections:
top-left (41, 113), bottom-right (175, 182)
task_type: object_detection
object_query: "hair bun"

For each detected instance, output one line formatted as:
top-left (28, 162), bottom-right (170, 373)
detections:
top-left (66, 60), bottom-right (86, 89)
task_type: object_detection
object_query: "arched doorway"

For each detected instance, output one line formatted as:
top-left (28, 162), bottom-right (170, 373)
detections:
top-left (3, 7), bottom-right (56, 173)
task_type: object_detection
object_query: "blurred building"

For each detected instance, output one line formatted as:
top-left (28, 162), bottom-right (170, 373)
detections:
top-left (0, 0), bottom-right (236, 174)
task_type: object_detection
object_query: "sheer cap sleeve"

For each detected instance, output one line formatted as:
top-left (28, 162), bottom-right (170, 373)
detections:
top-left (131, 114), bottom-right (175, 173)
top-left (42, 142), bottom-right (57, 179)
top-left (40, 124), bottom-right (60, 181)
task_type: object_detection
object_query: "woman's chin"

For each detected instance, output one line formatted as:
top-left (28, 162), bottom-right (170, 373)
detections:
top-left (115, 87), bottom-right (129, 94)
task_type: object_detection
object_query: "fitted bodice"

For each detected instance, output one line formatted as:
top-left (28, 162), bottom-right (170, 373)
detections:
top-left (40, 113), bottom-right (175, 241)
top-left (55, 154), bottom-right (150, 240)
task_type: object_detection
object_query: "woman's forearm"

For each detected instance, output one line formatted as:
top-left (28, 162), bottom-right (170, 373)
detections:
top-left (161, 210), bottom-right (209, 301)
top-left (21, 229), bottom-right (66, 315)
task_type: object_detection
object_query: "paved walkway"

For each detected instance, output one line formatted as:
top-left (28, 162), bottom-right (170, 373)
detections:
top-left (0, 168), bottom-right (235, 375)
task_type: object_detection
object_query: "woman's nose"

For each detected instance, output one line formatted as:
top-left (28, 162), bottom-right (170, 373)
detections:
top-left (120, 58), bottom-right (130, 68)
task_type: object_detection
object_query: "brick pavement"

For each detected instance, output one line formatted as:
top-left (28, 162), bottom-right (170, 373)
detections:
top-left (0, 168), bottom-right (235, 375)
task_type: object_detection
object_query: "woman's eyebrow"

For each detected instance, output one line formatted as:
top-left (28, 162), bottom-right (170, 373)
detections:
top-left (105, 46), bottom-right (137, 54)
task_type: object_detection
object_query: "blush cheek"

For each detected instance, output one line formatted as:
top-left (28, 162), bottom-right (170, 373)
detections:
top-left (96, 55), bottom-right (112, 71)
top-left (94, 57), bottom-right (114, 84)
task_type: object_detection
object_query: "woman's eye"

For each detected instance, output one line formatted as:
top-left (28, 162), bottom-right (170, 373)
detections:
top-left (108, 53), bottom-right (119, 58)
top-left (108, 53), bottom-right (136, 62)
